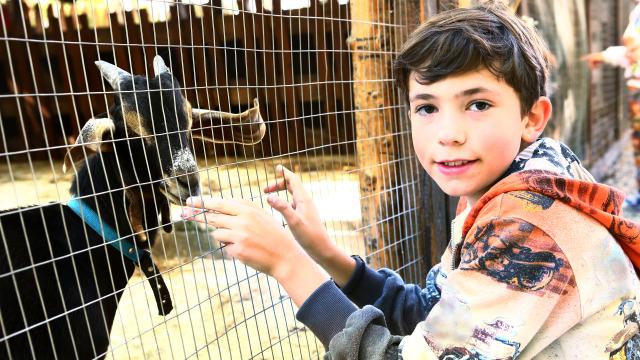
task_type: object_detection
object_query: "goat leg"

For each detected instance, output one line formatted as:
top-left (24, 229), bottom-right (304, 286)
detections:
top-left (124, 188), bottom-right (148, 242)
top-left (155, 189), bottom-right (173, 233)
top-left (139, 250), bottom-right (173, 315)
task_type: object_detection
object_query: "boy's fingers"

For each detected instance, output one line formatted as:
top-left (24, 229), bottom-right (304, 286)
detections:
top-left (263, 179), bottom-right (287, 194)
top-left (185, 196), bottom-right (253, 215)
top-left (212, 228), bottom-right (234, 245)
top-left (268, 194), bottom-right (300, 226)
top-left (264, 165), bottom-right (307, 198)
top-left (180, 207), bottom-right (236, 228)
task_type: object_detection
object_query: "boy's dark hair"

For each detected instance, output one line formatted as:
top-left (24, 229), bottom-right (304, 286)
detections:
top-left (393, 5), bottom-right (551, 115)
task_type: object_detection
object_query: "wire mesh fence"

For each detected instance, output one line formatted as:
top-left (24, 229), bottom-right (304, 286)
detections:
top-left (0, 0), bottom-right (426, 358)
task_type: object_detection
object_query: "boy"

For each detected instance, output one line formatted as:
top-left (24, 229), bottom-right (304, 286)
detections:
top-left (182, 4), bottom-right (640, 358)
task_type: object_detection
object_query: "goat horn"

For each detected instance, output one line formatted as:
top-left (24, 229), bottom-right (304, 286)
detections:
top-left (62, 117), bottom-right (115, 173)
top-left (153, 55), bottom-right (171, 77)
top-left (95, 60), bottom-right (132, 90)
top-left (191, 98), bottom-right (266, 145)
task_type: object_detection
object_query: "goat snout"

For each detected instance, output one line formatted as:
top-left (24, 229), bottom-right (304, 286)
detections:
top-left (159, 173), bottom-right (200, 204)
top-left (162, 171), bottom-right (200, 202)
top-left (160, 148), bottom-right (201, 203)
top-left (176, 173), bottom-right (201, 196)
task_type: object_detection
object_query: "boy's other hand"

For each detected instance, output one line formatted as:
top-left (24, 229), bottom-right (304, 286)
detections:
top-left (263, 165), bottom-right (334, 263)
top-left (264, 165), bottom-right (357, 287)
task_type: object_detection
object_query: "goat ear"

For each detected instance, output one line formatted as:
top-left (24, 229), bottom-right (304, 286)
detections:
top-left (63, 117), bottom-right (116, 173)
top-left (191, 98), bottom-right (266, 145)
top-left (153, 55), bottom-right (171, 77)
top-left (95, 60), bottom-right (132, 90)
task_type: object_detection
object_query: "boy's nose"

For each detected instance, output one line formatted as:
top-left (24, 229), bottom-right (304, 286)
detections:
top-left (437, 120), bottom-right (466, 146)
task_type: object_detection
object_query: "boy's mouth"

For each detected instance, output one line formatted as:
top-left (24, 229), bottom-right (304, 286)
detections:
top-left (436, 159), bottom-right (477, 175)
top-left (437, 159), bottom-right (476, 167)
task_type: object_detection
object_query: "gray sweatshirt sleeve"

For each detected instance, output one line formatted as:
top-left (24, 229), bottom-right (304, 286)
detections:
top-left (296, 282), bottom-right (403, 359)
top-left (295, 259), bottom-right (442, 357)
top-left (325, 305), bottom-right (404, 360)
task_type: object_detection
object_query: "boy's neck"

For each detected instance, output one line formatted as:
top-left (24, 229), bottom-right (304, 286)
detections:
top-left (466, 196), bottom-right (479, 208)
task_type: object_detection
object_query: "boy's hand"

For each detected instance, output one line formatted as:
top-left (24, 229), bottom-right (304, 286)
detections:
top-left (263, 165), bottom-right (334, 263)
top-left (181, 196), bottom-right (330, 307)
top-left (264, 165), bottom-right (357, 287)
top-left (181, 196), bottom-right (306, 280)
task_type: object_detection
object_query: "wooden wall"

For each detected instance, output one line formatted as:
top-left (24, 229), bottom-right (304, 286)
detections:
top-left (0, 0), bottom-right (354, 159)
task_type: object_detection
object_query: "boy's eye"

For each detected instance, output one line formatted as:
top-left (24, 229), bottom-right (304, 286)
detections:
top-left (468, 101), bottom-right (491, 112)
top-left (415, 104), bottom-right (437, 115)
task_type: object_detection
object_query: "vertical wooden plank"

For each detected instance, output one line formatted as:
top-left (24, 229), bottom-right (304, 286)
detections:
top-left (201, 3), bottom-right (223, 112)
top-left (274, 0), bottom-right (298, 154)
top-left (349, 0), bottom-right (401, 269)
top-left (29, 4), bottom-right (59, 155)
top-left (315, 1), bottom-right (337, 151)
top-left (415, 0), bottom-right (460, 271)
top-left (76, 13), bottom-right (99, 123)
top-left (46, 5), bottom-right (76, 143)
top-left (138, 9), bottom-right (156, 74)
top-left (421, 0), bottom-right (438, 22)
top-left (391, 1), bottom-right (424, 280)
top-left (254, 1), bottom-right (283, 156)
top-left (175, 8), bottom-right (196, 103)
top-left (124, 10), bottom-right (145, 75)
top-left (332, 1), bottom-right (354, 155)
top-left (109, 13), bottom-right (129, 70)
top-left (188, 7), bottom-right (208, 107)
top-left (61, 11), bottom-right (85, 134)
top-left (438, 0), bottom-right (459, 11)
top-left (9, 2), bottom-right (47, 154)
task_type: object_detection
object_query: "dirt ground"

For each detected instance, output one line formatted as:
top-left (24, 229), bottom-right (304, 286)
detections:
top-left (0, 155), bottom-right (363, 359)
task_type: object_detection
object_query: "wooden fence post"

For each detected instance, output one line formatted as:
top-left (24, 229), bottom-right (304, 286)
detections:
top-left (349, 0), bottom-right (394, 269)
top-left (349, 0), bottom-right (418, 270)
top-left (350, 0), bottom-right (449, 279)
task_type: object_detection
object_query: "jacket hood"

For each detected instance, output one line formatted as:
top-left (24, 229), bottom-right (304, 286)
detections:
top-left (460, 138), bottom-right (640, 272)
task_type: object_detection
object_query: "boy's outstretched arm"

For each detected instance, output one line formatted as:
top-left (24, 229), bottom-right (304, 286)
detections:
top-left (181, 196), bottom-right (330, 308)
top-left (181, 194), bottom-right (367, 348)
top-left (263, 165), bottom-right (357, 287)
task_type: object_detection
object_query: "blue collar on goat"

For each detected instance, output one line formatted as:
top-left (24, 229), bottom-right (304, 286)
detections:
top-left (66, 196), bottom-right (173, 315)
top-left (67, 195), bottom-right (144, 263)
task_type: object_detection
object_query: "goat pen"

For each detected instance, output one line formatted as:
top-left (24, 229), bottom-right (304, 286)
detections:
top-left (0, 0), bottom-right (440, 358)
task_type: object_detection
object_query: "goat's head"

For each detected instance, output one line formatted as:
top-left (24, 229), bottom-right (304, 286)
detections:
top-left (64, 56), bottom-right (266, 238)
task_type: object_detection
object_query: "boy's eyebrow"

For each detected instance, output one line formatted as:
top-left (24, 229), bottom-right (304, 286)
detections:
top-left (409, 87), bottom-right (496, 102)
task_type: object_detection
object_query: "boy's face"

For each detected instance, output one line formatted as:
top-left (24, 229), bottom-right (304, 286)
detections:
top-left (408, 69), bottom-right (531, 205)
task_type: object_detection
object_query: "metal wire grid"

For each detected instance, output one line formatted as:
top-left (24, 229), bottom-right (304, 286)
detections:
top-left (0, 0), bottom-right (424, 358)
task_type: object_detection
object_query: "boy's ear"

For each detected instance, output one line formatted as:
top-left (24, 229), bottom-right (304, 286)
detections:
top-left (522, 96), bottom-right (552, 143)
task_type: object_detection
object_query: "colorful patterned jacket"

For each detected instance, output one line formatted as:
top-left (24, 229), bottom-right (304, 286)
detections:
top-left (296, 138), bottom-right (640, 359)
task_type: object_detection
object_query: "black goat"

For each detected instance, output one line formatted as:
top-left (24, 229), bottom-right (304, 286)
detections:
top-left (0, 56), bottom-right (266, 359)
